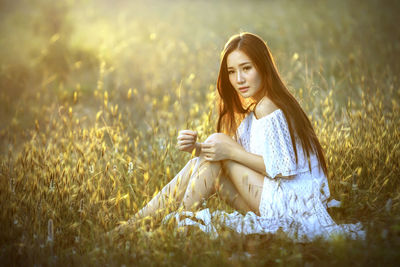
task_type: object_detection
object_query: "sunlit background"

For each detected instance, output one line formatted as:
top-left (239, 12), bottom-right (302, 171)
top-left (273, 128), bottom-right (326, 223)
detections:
top-left (0, 0), bottom-right (399, 265)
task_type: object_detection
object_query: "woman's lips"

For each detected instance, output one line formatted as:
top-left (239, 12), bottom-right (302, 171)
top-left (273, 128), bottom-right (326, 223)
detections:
top-left (239, 87), bottom-right (249, 93)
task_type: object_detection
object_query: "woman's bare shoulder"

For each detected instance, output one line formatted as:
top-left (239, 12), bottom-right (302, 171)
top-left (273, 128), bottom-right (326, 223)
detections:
top-left (254, 97), bottom-right (279, 119)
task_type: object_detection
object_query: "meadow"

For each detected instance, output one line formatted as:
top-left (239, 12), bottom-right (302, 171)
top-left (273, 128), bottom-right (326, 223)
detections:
top-left (0, 0), bottom-right (399, 265)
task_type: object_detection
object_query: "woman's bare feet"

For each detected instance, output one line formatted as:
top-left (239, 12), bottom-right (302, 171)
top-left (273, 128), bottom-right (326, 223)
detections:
top-left (104, 215), bottom-right (143, 242)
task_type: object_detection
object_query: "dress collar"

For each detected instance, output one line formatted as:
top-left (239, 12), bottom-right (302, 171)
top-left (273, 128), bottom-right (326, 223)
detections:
top-left (252, 109), bottom-right (282, 121)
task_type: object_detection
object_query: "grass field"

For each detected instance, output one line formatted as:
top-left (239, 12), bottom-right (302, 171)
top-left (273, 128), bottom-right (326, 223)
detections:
top-left (0, 0), bottom-right (399, 265)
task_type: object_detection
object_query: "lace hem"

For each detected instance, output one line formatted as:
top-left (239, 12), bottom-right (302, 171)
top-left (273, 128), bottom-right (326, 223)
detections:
top-left (161, 208), bottom-right (365, 243)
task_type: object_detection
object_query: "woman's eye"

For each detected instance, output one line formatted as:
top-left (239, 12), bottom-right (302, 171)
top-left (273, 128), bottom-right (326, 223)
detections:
top-left (243, 66), bottom-right (252, 71)
top-left (228, 70), bottom-right (235, 75)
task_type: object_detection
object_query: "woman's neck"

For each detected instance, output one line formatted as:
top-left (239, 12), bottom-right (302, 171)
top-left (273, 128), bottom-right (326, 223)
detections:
top-left (254, 95), bottom-right (269, 110)
top-left (251, 90), bottom-right (266, 103)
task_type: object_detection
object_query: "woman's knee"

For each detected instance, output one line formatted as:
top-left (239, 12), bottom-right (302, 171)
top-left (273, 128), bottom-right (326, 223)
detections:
top-left (204, 159), bottom-right (222, 171)
top-left (204, 133), bottom-right (225, 143)
top-left (195, 156), bottom-right (222, 176)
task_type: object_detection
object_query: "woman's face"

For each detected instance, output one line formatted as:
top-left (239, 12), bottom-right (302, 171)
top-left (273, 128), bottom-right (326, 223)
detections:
top-left (226, 49), bottom-right (263, 100)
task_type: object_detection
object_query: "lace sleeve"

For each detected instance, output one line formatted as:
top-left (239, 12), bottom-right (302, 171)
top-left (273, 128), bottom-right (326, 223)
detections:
top-left (262, 112), bottom-right (315, 179)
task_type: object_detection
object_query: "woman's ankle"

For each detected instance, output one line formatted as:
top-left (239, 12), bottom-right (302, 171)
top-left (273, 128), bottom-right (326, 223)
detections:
top-left (127, 213), bottom-right (141, 225)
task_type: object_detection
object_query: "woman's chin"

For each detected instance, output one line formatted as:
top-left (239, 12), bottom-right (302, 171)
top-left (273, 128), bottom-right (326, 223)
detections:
top-left (239, 92), bottom-right (252, 98)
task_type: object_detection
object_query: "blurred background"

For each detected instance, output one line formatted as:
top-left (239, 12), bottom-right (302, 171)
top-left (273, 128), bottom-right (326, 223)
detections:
top-left (1, 0), bottom-right (399, 151)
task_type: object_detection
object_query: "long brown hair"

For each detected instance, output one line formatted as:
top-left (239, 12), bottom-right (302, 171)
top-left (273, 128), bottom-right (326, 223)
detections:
top-left (216, 32), bottom-right (328, 177)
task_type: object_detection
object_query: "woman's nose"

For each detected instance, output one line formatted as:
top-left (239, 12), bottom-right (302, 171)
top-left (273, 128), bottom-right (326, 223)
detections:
top-left (236, 71), bottom-right (245, 84)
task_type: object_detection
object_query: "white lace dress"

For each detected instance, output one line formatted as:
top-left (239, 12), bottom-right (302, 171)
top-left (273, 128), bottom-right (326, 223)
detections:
top-left (162, 109), bottom-right (365, 242)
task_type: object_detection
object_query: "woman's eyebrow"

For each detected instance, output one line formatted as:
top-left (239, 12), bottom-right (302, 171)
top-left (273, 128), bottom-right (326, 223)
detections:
top-left (227, 61), bottom-right (251, 69)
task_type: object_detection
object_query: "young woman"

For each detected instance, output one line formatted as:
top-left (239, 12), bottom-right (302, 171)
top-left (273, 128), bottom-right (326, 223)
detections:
top-left (109, 32), bottom-right (364, 242)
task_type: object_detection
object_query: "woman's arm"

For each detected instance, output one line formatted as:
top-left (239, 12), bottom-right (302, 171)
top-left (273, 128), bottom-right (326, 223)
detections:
top-left (200, 133), bottom-right (294, 179)
top-left (200, 133), bottom-right (267, 173)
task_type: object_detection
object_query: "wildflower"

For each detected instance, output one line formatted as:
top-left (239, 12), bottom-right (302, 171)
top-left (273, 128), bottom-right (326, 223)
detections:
top-left (385, 198), bottom-right (392, 213)
top-left (9, 177), bottom-right (15, 193)
top-left (89, 165), bottom-right (94, 174)
top-left (49, 179), bottom-right (55, 193)
top-left (78, 199), bottom-right (84, 213)
top-left (47, 219), bottom-right (54, 243)
top-left (128, 162), bottom-right (133, 174)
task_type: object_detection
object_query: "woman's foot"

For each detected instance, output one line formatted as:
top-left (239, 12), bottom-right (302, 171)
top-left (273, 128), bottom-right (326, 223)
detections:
top-left (104, 214), bottom-right (155, 243)
top-left (104, 216), bottom-right (140, 242)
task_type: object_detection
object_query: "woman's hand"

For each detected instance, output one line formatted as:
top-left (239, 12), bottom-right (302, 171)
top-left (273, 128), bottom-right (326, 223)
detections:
top-left (201, 133), bottom-right (243, 161)
top-left (177, 130), bottom-right (198, 153)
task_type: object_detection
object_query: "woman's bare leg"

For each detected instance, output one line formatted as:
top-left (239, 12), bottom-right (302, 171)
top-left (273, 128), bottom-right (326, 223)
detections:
top-left (109, 157), bottom-right (201, 237)
top-left (132, 157), bottom-right (200, 222)
top-left (134, 157), bottom-right (259, 219)
top-left (221, 160), bottom-right (264, 215)
top-left (180, 156), bottom-right (223, 211)
top-left (134, 155), bottom-right (249, 217)
top-left (216, 171), bottom-right (252, 214)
